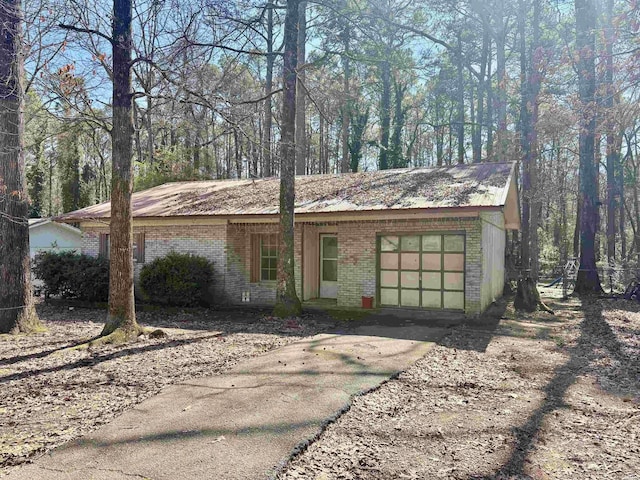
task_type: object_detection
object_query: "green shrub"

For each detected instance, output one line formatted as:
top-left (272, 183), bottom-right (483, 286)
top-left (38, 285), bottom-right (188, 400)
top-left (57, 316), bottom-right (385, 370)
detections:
top-left (139, 252), bottom-right (213, 307)
top-left (32, 251), bottom-right (109, 301)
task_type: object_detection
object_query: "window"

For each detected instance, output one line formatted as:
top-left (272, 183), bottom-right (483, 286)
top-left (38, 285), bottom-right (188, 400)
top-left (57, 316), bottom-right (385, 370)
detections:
top-left (251, 234), bottom-right (279, 282)
top-left (99, 232), bottom-right (145, 263)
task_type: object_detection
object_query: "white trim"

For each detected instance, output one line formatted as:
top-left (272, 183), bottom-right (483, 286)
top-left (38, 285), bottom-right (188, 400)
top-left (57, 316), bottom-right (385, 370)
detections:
top-left (29, 218), bottom-right (81, 235)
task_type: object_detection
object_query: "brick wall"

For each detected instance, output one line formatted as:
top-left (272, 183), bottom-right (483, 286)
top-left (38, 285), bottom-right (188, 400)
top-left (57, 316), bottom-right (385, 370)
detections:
top-left (82, 224), bottom-right (228, 302)
top-left (334, 217), bottom-right (484, 315)
top-left (82, 214), bottom-right (499, 315)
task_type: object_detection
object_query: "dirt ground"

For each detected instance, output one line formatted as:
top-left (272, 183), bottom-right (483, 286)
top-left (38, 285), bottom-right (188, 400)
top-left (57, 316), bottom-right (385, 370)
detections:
top-left (0, 303), bottom-right (330, 473)
top-left (280, 292), bottom-right (640, 480)
top-left (2, 295), bottom-right (639, 480)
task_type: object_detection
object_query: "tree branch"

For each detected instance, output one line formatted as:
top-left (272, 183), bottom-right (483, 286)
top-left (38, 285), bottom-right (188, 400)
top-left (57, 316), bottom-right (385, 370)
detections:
top-left (58, 23), bottom-right (113, 44)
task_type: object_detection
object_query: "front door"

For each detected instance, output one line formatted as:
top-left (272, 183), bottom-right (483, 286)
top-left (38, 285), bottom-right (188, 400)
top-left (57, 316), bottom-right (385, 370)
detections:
top-left (320, 234), bottom-right (338, 298)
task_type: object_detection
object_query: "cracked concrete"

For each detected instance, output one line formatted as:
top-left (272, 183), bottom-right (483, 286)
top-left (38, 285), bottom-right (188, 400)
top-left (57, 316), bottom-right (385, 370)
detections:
top-left (5, 327), bottom-right (443, 480)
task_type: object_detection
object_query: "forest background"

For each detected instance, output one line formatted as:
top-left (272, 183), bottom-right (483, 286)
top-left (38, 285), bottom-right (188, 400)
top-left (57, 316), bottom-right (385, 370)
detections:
top-left (21, 0), bottom-right (640, 290)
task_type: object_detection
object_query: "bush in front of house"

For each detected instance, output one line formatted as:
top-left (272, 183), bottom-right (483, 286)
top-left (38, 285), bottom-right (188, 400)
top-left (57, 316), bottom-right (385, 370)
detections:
top-left (32, 251), bottom-right (110, 302)
top-left (139, 252), bottom-right (214, 307)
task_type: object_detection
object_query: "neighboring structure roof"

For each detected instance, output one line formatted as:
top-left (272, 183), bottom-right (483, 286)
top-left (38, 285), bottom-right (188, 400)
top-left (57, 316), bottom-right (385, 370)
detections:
top-left (29, 218), bottom-right (82, 235)
top-left (57, 162), bottom-right (519, 225)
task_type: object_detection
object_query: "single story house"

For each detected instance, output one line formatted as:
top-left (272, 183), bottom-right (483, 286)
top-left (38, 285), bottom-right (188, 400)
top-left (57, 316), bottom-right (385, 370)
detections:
top-left (29, 218), bottom-right (82, 258)
top-left (57, 162), bottom-right (520, 315)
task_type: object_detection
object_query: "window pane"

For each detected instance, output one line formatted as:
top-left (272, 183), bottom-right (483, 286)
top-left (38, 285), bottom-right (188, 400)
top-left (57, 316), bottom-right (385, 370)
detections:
top-left (322, 259), bottom-right (338, 282)
top-left (422, 290), bottom-right (442, 308)
top-left (381, 253), bottom-right (398, 270)
top-left (422, 235), bottom-right (442, 252)
top-left (380, 270), bottom-right (398, 288)
top-left (260, 234), bottom-right (279, 282)
top-left (443, 235), bottom-right (464, 252)
top-left (422, 253), bottom-right (441, 271)
top-left (322, 236), bottom-right (338, 259)
top-left (443, 291), bottom-right (464, 309)
top-left (401, 289), bottom-right (420, 307)
top-left (444, 253), bottom-right (464, 271)
top-left (400, 253), bottom-right (419, 270)
top-left (401, 271), bottom-right (419, 288)
top-left (380, 288), bottom-right (398, 306)
top-left (444, 272), bottom-right (464, 291)
top-left (422, 271), bottom-right (441, 289)
top-left (401, 236), bottom-right (420, 251)
top-left (381, 236), bottom-right (399, 252)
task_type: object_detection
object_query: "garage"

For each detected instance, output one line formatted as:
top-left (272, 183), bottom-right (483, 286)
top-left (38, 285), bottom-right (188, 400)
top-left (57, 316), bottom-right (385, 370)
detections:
top-left (378, 233), bottom-right (466, 310)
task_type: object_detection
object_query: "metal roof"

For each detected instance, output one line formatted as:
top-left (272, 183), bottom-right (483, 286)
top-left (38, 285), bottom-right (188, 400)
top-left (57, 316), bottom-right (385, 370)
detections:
top-left (57, 162), bottom-right (517, 221)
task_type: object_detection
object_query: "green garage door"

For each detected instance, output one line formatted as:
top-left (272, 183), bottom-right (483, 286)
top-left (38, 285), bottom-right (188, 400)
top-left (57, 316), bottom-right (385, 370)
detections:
top-left (378, 233), bottom-right (465, 310)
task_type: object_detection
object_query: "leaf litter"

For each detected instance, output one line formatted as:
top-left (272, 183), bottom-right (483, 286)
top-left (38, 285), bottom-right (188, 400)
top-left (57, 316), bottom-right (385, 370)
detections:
top-left (0, 303), bottom-right (330, 474)
top-left (279, 294), bottom-right (640, 480)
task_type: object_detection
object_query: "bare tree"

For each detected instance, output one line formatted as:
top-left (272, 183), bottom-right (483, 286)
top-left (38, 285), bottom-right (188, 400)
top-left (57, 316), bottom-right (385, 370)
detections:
top-left (0, 0), bottom-right (43, 333)
top-left (101, 0), bottom-right (142, 339)
top-left (274, 0), bottom-right (302, 317)
top-left (60, 0), bottom-right (142, 340)
top-left (295, 0), bottom-right (306, 175)
top-left (573, 0), bottom-right (603, 294)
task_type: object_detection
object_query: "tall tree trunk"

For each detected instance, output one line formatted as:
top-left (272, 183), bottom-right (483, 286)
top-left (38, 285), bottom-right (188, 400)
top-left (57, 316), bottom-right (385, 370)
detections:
top-left (494, 0), bottom-right (508, 160)
top-left (604, 0), bottom-right (617, 267)
top-left (486, 35), bottom-right (494, 160)
top-left (274, 0), bottom-right (302, 318)
top-left (619, 149), bottom-right (626, 263)
top-left (295, 0), bottom-right (307, 175)
top-left (574, 0), bottom-right (603, 293)
top-left (456, 34), bottom-right (465, 164)
top-left (262, 2), bottom-right (275, 177)
top-left (340, 18), bottom-right (351, 172)
top-left (319, 111), bottom-right (325, 174)
top-left (0, 0), bottom-right (42, 333)
top-left (146, 95), bottom-right (154, 165)
top-left (102, 0), bottom-right (142, 338)
top-left (633, 158), bottom-right (640, 278)
top-left (473, 30), bottom-right (489, 163)
top-left (390, 81), bottom-right (406, 168)
top-left (515, 0), bottom-right (547, 312)
top-left (379, 58), bottom-right (391, 170)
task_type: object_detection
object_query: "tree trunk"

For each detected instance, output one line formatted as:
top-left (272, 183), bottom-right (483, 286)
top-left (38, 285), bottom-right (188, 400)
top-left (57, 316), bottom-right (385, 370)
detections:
top-left (349, 108), bottom-right (368, 172)
top-left (390, 80), bottom-right (406, 168)
top-left (619, 149), bottom-right (626, 263)
top-left (295, 0), bottom-right (306, 175)
top-left (494, 0), bottom-right (508, 159)
top-left (340, 19), bottom-right (351, 172)
top-left (515, 0), bottom-right (547, 311)
top-left (486, 35), bottom-right (494, 160)
top-left (574, 0), bottom-right (603, 294)
top-left (604, 0), bottom-right (617, 267)
top-left (379, 58), bottom-right (391, 170)
top-left (102, 0), bottom-right (142, 339)
top-left (473, 30), bottom-right (489, 163)
top-left (262, 2), bottom-right (275, 177)
top-left (274, 0), bottom-right (302, 318)
top-left (633, 158), bottom-right (640, 278)
top-left (0, 0), bottom-right (42, 333)
top-left (456, 34), bottom-right (465, 164)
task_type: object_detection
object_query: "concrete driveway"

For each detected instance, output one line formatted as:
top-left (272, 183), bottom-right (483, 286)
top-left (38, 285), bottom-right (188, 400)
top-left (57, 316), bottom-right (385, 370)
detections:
top-left (5, 324), bottom-right (444, 480)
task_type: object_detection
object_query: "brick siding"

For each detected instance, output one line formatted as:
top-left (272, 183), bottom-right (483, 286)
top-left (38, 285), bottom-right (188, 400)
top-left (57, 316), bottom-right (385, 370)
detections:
top-left (81, 214), bottom-right (497, 315)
